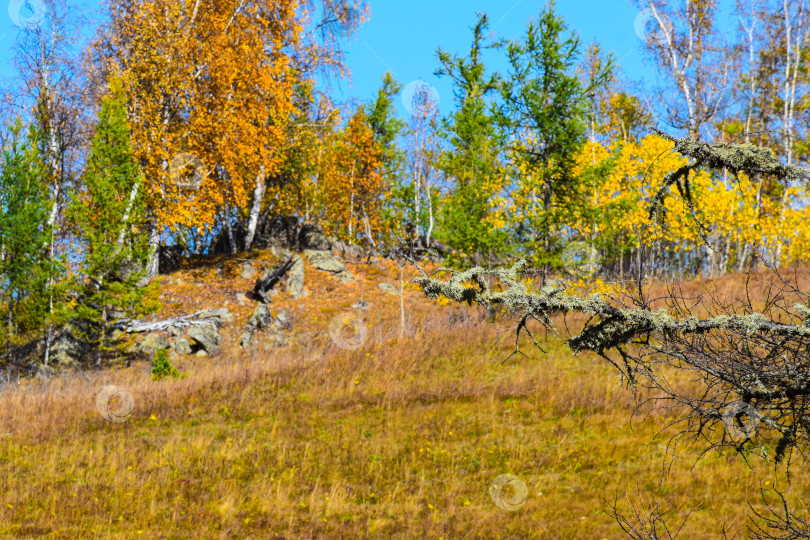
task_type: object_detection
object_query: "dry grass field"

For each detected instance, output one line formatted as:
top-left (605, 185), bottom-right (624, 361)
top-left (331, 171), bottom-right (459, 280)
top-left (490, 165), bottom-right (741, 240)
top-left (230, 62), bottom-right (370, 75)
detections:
top-left (1, 255), bottom-right (809, 539)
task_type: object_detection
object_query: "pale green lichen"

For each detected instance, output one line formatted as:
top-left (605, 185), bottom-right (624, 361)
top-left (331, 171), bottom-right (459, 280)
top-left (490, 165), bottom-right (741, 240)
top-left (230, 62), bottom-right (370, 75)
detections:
top-left (412, 131), bottom-right (810, 466)
top-left (648, 128), bottom-right (810, 222)
top-left (414, 261), bottom-right (810, 358)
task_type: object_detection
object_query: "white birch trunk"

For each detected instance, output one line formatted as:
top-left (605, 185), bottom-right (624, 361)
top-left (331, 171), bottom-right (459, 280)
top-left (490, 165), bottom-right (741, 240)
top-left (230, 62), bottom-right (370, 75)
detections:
top-left (146, 221), bottom-right (160, 280)
top-left (244, 165), bottom-right (266, 250)
top-left (116, 180), bottom-right (141, 248)
top-left (426, 169), bottom-right (435, 246)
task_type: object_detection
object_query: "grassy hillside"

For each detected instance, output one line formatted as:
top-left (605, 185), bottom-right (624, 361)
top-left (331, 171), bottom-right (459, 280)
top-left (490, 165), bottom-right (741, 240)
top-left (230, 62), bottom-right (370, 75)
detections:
top-left (1, 254), bottom-right (809, 539)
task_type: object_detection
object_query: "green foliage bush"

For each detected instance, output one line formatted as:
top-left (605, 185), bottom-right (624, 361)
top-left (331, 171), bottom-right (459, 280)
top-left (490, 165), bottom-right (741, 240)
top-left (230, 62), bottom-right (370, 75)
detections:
top-left (151, 348), bottom-right (179, 380)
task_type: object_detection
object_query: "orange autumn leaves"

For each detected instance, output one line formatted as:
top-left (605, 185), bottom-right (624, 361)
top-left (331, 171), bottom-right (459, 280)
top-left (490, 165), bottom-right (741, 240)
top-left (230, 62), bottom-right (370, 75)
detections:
top-left (96, 0), bottom-right (378, 243)
top-left (319, 110), bottom-right (386, 244)
top-left (98, 0), bottom-right (297, 231)
top-left (265, 105), bottom-right (388, 244)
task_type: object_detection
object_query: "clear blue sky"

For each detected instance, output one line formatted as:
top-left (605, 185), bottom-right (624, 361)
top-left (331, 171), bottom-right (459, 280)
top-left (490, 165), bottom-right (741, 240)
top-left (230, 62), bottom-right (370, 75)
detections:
top-left (337, 0), bottom-right (653, 115)
top-left (0, 0), bottom-right (736, 120)
top-left (336, 0), bottom-right (736, 119)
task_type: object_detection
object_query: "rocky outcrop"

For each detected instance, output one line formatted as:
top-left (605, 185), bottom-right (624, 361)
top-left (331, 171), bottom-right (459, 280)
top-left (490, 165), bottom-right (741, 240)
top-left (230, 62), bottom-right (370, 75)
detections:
top-left (187, 322), bottom-right (223, 354)
top-left (299, 224), bottom-right (331, 251)
top-left (399, 235), bottom-right (452, 259)
top-left (304, 249), bottom-right (345, 273)
top-left (135, 334), bottom-right (171, 357)
top-left (304, 250), bottom-right (355, 282)
top-left (128, 308), bottom-right (232, 358)
top-left (240, 305), bottom-right (292, 348)
top-left (285, 255), bottom-right (306, 298)
top-left (159, 245), bottom-right (185, 274)
top-left (252, 216), bottom-right (332, 253)
top-left (11, 340), bottom-right (46, 372)
top-left (49, 324), bottom-right (94, 366)
top-left (174, 337), bottom-right (192, 355)
top-left (378, 283), bottom-right (400, 295)
top-left (252, 215), bottom-right (298, 250)
top-left (211, 216), bottom-right (329, 254)
top-left (331, 239), bottom-right (364, 259)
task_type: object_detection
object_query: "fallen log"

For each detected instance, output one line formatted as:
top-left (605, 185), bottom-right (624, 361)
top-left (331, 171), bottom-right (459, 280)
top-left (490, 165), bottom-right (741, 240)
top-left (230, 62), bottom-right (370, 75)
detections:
top-left (253, 256), bottom-right (296, 303)
top-left (115, 309), bottom-right (230, 333)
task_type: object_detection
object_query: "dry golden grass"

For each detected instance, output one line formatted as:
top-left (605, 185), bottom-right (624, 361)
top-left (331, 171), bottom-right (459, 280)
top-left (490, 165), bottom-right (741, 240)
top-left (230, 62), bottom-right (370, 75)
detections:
top-left (1, 256), bottom-right (809, 538)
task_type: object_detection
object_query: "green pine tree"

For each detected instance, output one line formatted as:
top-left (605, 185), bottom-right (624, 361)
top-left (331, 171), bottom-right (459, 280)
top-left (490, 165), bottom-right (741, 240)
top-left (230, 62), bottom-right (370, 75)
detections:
top-left (69, 78), bottom-right (159, 358)
top-left (0, 118), bottom-right (57, 349)
top-left (364, 73), bottom-right (414, 245)
top-left (435, 13), bottom-right (508, 265)
top-left (499, 0), bottom-right (613, 280)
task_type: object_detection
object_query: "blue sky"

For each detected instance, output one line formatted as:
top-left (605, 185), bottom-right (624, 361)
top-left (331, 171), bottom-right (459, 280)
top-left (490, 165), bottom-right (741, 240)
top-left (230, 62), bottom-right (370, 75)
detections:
top-left (337, 0), bottom-right (651, 114)
top-left (336, 0), bottom-right (736, 119)
top-left (0, 0), bottom-right (737, 120)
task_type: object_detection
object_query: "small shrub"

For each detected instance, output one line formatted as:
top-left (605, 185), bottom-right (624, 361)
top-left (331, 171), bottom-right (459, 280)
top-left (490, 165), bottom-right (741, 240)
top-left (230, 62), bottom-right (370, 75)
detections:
top-left (151, 348), bottom-right (179, 380)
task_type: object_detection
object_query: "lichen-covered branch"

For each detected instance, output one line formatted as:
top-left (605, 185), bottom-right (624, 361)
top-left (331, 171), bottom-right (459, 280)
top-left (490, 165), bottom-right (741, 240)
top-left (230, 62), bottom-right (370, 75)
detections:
top-left (648, 127), bottom-right (810, 222)
top-left (414, 130), bottom-right (810, 537)
top-left (415, 260), bottom-right (810, 355)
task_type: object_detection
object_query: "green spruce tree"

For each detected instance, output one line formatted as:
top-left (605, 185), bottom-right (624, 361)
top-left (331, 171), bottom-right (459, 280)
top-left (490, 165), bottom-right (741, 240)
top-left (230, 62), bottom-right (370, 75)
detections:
top-left (364, 73), bottom-right (410, 246)
top-left (69, 78), bottom-right (158, 360)
top-left (365, 72), bottom-right (405, 177)
top-left (0, 118), bottom-right (57, 350)
top-left (435, 13), bottom-right (507, 265)
top-left (499, 0), bottom-right (613, 280)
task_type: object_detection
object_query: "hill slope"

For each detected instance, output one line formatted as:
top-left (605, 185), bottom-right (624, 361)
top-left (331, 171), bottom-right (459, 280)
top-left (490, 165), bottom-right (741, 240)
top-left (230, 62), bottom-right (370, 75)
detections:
top-left (1, 252), bottom-right (808, 539)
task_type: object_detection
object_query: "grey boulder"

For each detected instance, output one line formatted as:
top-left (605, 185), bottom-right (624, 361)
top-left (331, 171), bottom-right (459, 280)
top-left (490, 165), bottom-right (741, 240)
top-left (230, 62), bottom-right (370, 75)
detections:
top-left (299, 224), bottom-right (332, 251)
top-left (240, 305), bottom-right (292, 348)
top-left (136, 334), bottom-right (171, 357)
top-left (188, 322), bottom-right (223, 354)
top-left (241, 262), bottom-right (256, 279)
top-left (304, 250), bottom-right (355, 282)
top-left (378, 283), bottom-right (400, 295)
top-left (283, 255), bottom-right (306, 299)
top-left (174, 337), bottom-right (193, 355)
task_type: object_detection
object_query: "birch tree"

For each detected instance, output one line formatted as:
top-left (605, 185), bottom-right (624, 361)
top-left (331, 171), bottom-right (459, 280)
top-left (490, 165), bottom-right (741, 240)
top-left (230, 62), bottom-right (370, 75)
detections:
top-left (634, 0), bottom-right (734, 140)
top-left (94, 0), bottom-right (367, 268)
